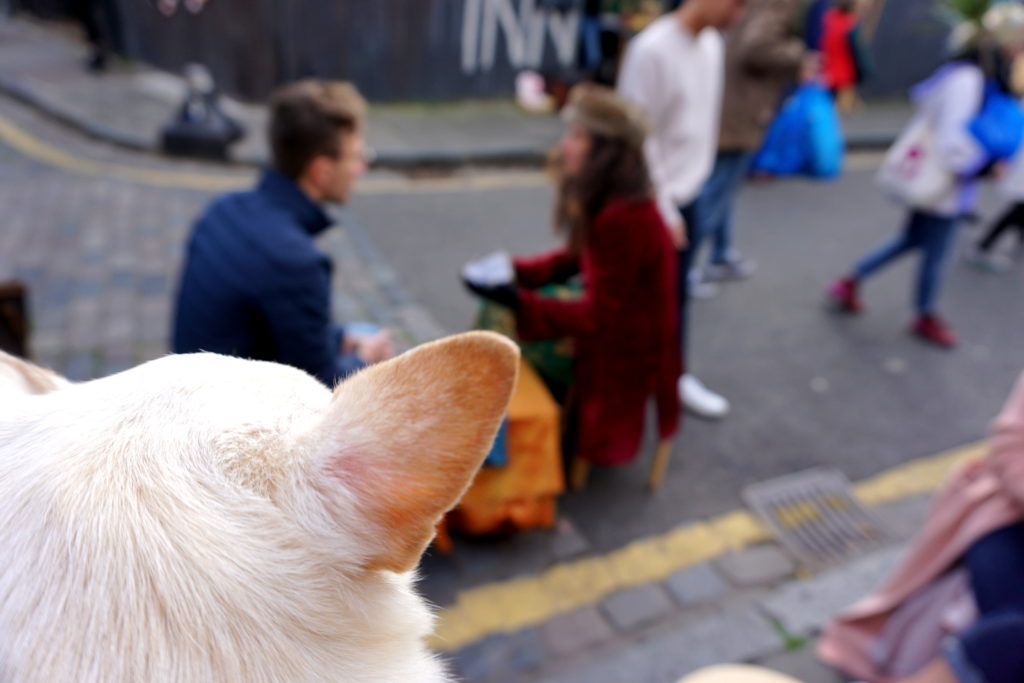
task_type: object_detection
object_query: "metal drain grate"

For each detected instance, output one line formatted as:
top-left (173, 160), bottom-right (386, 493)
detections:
top-left (742, 468), bottom-right (892, 570)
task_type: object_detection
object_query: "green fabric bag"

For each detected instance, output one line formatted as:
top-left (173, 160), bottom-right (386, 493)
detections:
top-left (473, 281), bottom-right (581, 400)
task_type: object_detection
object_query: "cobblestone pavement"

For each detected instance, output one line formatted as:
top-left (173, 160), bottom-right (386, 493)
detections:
top-left (0, 95), bottom-right (445, 382)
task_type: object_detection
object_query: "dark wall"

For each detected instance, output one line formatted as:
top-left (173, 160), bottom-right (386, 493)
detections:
top-left (20, 0), bottom-right (952, 103)
top-left (32, 0), bottom-right (582, 102)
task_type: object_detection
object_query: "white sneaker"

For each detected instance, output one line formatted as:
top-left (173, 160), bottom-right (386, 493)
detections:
top-left (965, 247), bottom-right (1012, 273)
top-left (704, 256), bottom-right (757, 282)
top-left (679, 374), bottom-right (730, 419)
top-left (687, 271), bottom-right (720, 300)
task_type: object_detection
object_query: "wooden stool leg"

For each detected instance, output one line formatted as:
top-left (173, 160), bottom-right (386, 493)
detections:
top-left (648, 439), bottom-right (672, 491)
top-left (570, 455), bottom-right (590, 491)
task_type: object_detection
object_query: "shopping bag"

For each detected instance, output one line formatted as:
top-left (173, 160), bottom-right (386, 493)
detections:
top-left (752, 83), bottom-right (843, 179)
top-left (751, 92), bottom-right (808, 176)
top-left (876, 115), bottom-right (955, 207)
top-left (969, 81), bottom-right (1024, 161)
top-left (804, 84), bottom-right (844, 179)
top-left (483, 419), bottom-right (509, 467)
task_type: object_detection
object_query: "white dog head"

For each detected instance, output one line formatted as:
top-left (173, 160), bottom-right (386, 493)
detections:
top-left (0, 332), bottom-right (518, 682)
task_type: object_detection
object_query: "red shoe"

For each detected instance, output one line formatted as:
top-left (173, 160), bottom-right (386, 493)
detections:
top-left (912, 314), bottom-right (958, 348)
top-left (827, 277), bottom-right (864, 313)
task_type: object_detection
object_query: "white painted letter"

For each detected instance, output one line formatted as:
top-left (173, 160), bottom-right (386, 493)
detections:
top-left (462, 0), bottom-right (483, 73)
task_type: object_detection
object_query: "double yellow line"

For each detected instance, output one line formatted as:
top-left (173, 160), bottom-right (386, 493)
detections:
top-left (429, 442), bottom-right (983, 652)
top-left (0, 111), bottom-right (547, 195)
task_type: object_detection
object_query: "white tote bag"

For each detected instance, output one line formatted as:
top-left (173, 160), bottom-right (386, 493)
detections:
top-left (876, 115), bottom-right (955, 208)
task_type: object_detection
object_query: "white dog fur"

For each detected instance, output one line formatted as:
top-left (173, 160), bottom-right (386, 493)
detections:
top-left (0, 332), bottom-right (518, 682)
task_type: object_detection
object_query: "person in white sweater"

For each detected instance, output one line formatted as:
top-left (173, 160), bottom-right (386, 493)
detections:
top-left (617, 0), bottom-right (750, 420)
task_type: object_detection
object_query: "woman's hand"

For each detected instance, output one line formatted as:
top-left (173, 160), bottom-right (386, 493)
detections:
top-left (666, 215), bottom-right (688, 250)
top-left (342, 329), bottom-right (396, 364)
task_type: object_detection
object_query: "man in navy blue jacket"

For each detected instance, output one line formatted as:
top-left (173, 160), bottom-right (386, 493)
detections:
top-left (172, 80), bottom-right (394, 387)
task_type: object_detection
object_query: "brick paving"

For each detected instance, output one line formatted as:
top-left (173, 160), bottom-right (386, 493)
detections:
top-left (0, 98), bottom-right (446, 381)
top-left (444, 495), bottom-right (934, 682)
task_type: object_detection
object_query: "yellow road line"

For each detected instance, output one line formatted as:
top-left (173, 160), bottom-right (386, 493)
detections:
top-left (0, 110), bottom-right (880, 194)
top-left (0, 113), bottom-right (251, 191)
top-left (429, 441), bottom-right (985, 652)
top-left (0, 111), bottom-right (547, 195)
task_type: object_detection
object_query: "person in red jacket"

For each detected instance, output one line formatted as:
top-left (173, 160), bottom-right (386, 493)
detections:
top-left (463, 85), bottom-right (681, 468)
top-left (821, 0), bottom-right (861, 111)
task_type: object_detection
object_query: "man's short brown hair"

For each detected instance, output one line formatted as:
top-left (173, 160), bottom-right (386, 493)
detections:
top-left (269, 80), bottom-right (367, 180)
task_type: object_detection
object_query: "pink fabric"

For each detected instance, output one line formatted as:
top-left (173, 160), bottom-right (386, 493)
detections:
top-left (817, 371), bottom-right (1024, 682)
top-left (869, 568), bottom-right (976, 678)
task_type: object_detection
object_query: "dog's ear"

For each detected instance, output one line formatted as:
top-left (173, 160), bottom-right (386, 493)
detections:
top-left (0, 351), bottom-right (69, 396)
top-left (310, 332), bottom-right (519, 572)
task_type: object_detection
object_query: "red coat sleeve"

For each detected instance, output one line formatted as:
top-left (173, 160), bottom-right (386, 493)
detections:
top-left (515, 203), bottom-right (646, 342)
top-left (513, 248), bottom-right (579, 289)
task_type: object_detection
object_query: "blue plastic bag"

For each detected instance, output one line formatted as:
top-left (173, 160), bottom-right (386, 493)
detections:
top-left (969, 81), bottom-right (1024, 161)
top-left (804, 85), bottom-right (844, 178)
top-left (483, 418), bottom-right (509, 468)
top-left (752, 83), bottom-right (844, 179)
top-left (751, 90), bottom-right (808, 176)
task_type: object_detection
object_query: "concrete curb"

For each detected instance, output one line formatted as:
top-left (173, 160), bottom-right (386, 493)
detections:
top-left (0, 75), bottom-right (894, 170)
top-left (0, 74), bottom-right (552, 170)
top-left (0, 74), bottom-right (153, 153)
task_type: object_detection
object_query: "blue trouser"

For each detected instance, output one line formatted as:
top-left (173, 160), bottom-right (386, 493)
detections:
top-left (694, 151), bottom-right (753, 266)
top-left (853, 210), bottom-right (960, 315)
top-left (580, 15), bottom-right (602, 73)
top-left (677, 201), bottom-right (698, 368)
top-left (944, 524), bottom-right (1024, 683)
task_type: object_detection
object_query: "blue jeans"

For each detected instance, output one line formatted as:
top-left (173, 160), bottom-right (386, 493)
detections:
top-left (677, 201), bottom-right (699, 368)
top-left (944, 525), bottom-right (1024, 683)
top-left (694, 151), bottom-right (753, 266)
top-left (853, 210), bottom-right (960, 315)
top-left (580, 15), bottom-right (602, 72)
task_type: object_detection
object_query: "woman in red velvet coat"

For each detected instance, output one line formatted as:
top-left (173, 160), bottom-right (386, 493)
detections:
top-left (464, 85), bottom-right (681, 467)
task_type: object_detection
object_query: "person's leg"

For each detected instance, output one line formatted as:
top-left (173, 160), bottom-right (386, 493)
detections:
top-left (685, 185), bottom-right (720, 298)
top-left (70, 0), bottom-right (108, 70)
top-left (677, 203), bottom-right (697, 363)
top-left (900, 527), bottom-right (1024, 683)
top-left (708, 151), bottom-right (754, 268)
top-left (677, 202), bottom-right (729, 419)
top-left (915, 213), bottom-right (960, 316)
top-left (693, 153), bottom-right (732, 270)
top-left (852, 211), bottom-right (924, 281)
top-left (688, 181), bottom-right (715, 278)
top-left (830, 212), bottom-right (925, 313)
top-left (693, 152), bottom-right (748, 273)
top-left (580, 15), bottom-right (602, 74)
top-left (99, 0), bottom-right (124, 56)
top-left (945, 612), bottom-right (1024, 683)
top-left (964, 524), bottom-right (1024, 615)
top-left (977, 204), bottom-right (1023, 252)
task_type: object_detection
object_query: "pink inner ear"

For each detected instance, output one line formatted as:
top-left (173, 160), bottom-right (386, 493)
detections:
top-left (326, 450), bottom-right (369, 483)
top-left (322, 448), bottom-right (396, 507)
top-left (318, 445), bottom-right (440, 573)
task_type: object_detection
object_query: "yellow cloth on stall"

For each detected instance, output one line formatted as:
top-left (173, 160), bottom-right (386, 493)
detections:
top-left (447, 359), bottom-right (564, 535)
